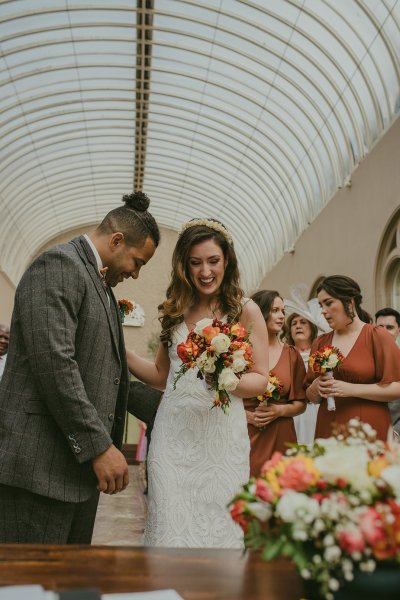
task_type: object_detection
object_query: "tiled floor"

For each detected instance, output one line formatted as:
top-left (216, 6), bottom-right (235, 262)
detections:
top-left (92, 464), bottom-right (147, 545)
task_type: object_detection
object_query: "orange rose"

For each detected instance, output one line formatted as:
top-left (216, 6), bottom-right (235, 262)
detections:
top-left (177, 339), bottom-right (200, 364)
top-left (230, 322), bottom-right (248, 338)
top-left (230, 500), bottom-right (249, 533)
top-left (202, 325), bottom-right (220, 342)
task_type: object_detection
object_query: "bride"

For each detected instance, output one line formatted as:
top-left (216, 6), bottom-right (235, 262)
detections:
top-left (126, 219), bottom-right (269, 548)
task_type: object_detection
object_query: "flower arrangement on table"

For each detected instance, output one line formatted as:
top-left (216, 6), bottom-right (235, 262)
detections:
top-left (308, 345), bottom-right (344, 412)
top-left (174, 317), bottom-right (253, 413)
top-left (118, 298), bottom-right (135, 323)
top-left (229, 419), bottom-right (400, 600)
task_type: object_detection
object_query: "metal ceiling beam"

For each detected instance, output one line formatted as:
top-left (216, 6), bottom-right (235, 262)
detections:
top-left (134, 0), bottom-right (153, 191)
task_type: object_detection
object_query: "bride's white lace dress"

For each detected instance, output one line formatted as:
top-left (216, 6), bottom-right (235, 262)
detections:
top-left (144, 320), bottom-right (250, 548)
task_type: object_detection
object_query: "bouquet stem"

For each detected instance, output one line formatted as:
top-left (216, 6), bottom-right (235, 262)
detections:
top-left (326, 370), bottom-right (336, 411)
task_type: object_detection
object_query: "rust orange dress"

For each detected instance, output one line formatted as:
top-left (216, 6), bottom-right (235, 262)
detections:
top-left (305, 324), bottom-right (400, 441)
top-left (244, 344), bottom-right (306, 477)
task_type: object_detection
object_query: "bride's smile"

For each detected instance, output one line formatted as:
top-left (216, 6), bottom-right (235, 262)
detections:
top-left (188, 239), bottom-right (226, 297)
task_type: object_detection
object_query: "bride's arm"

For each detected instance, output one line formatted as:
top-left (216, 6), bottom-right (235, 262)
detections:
top-left (234, 299), bottom-right (269, 398)
top-left (126, 343), bottom-right (170, 391)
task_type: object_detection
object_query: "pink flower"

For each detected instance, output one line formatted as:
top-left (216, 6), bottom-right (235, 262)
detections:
top-left (359, 507), bottom-right (385, 546)
top-left (261, 451), bottom-right (283, 474)
top-left (255, 478), bottom-right (276, 503)
top-left (277, 457), bottom-right (320, 492)
top-left (337, 527), bottom-right (366, 553)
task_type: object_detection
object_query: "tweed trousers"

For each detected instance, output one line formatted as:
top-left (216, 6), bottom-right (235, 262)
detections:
top-left (0, 483), bottom-right (100, 544)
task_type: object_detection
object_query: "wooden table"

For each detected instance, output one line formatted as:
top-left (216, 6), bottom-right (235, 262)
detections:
top-left (0, 545), bottom-right (304, 599)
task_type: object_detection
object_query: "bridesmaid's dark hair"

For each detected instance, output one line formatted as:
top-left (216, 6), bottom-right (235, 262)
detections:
top-left (316, 275), bottom-right (372, 324)
top-left (251, 289), bottom-right (287, 339)
top-left (251, 290), bottom-right (281, 320)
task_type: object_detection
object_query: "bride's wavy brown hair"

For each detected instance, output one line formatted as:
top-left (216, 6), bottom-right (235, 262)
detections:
top-left (159, 222), bottom-right (244, 346)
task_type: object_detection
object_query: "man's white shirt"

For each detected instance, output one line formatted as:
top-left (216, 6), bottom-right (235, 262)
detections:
top-left (0, 354), bottom-right (7, 380)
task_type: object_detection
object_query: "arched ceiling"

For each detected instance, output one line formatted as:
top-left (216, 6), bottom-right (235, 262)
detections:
top-left (1, 0), bottom-right (399, 290)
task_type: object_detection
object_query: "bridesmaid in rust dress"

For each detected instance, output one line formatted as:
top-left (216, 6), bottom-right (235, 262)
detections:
top-left (244, 290), bottom-right (306, 477)
top-left (306, 276), bottom-right (400, 441)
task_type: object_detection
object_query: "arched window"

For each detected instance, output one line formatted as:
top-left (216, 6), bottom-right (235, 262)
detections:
top-left (375, 210), bottom-right (400, 311)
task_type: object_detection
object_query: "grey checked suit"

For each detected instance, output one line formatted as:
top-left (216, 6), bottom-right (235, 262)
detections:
top-left (0, 236), bottom-right (130, 514)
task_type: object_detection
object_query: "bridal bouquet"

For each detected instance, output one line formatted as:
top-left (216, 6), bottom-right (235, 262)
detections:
top-left (257, 373), bottom-right (283, 405)
top-left (308, 345), bottom-right (344, 411)
top-left (229, 419), bottom-right (400, 600)
top-left (174, 318), bottom-right (253, 413)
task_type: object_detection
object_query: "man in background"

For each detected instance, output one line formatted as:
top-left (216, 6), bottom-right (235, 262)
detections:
top-left (375, 307), bottom-right (400, 436)
top-left (0, 324), bottom-right (10, 381)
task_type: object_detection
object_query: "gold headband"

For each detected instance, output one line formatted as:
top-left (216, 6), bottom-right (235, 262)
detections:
top-left (179, 219), bottom-right (233, 244)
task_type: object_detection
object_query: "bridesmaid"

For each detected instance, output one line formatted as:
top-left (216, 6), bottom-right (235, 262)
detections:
top-left (306, 275), bottom-right (400, 441)
top-left (286, 312), bottom-right (319, 444)
top-left (244, 290), bottom-right (306, 476)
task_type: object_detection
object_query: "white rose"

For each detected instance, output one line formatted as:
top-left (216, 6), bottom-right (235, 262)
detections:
top-left (325, 355), bottom-right (338, 369)
top-left (314, 445), bottom-right (373, 491)
top-left (211, 333), bottom-right (231, 355)
top-left (218, 367), bottom-right (239, 391)
top-left (247, 501), bottom-right (272, 522)
top-left (276, 490), bottom-right (320, 523)
top-left (194, 318), bottom-right (214, 334)
top-left (196, 351), bottom-right (217, 374)
top-left (380, 465), bottom-right (400, 499)
top-left (231, 349), bottom-right (248, 373)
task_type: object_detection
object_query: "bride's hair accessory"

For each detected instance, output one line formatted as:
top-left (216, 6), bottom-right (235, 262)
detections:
top-left (179, 219), bottom-right (233, 244)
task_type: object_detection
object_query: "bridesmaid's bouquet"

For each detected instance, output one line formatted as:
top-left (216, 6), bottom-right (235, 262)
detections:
top-left (308, 345), bottom-right (344, 411)
top-left (256, 373), bottom-right (283, 406)
top-left (174, 318), bottom-right (253, 413)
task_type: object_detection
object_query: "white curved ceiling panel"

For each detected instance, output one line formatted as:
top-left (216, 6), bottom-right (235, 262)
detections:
top-left (0, 0), bottom-right (399, 290)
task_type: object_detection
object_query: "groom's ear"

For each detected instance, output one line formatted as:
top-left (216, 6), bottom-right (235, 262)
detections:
top-left (109, 232), bottom-right (125, 250)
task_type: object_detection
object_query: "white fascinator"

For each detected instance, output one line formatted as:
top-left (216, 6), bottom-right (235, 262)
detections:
top-left (284, 284), bottom-right (331, 333)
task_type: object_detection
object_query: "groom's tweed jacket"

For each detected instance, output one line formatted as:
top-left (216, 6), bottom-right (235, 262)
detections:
top-left (0, 236), bottom-right (131, 503)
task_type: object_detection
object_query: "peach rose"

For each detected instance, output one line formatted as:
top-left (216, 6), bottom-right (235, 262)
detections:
top-left (202, 325), bottom-right (221, 342)
top-left (278, 457), bottom-right (320, 492)
top-left (230, 322), bottom-right (248, 338)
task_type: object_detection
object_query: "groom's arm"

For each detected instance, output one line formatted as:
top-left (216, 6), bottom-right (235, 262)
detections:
top-left (15, 248), bottom-right (113, 464)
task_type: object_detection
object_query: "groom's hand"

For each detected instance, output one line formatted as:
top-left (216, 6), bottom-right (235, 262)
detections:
top-left (92, 444), bottom-right (129, 494)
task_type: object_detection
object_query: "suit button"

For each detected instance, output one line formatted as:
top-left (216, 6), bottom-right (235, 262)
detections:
top-left (108, 413), bottom-right (114, 421)
top-left (114, 377), bottom-right (120, 385)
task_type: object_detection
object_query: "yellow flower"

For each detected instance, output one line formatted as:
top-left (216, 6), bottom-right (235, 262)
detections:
top-left (368, 456), bottom-right (390, 478)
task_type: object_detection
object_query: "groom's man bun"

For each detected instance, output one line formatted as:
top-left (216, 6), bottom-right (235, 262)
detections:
top-left (98, 191), bottom-right (160, 248)
top-left (122, 191), bottom-right (150, 212)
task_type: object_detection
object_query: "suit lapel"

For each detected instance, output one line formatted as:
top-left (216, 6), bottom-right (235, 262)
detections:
top-left (70, 236), bottom-right (121, 360)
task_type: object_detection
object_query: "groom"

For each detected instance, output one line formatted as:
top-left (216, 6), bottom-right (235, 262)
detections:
top-left (0, 192), bottom-right (160, 543)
